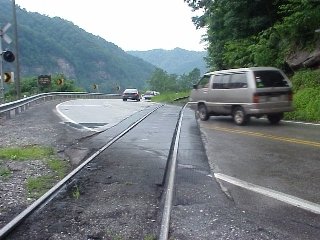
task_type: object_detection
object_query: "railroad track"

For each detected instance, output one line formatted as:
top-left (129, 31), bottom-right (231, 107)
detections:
top-left (0, 103), bottom-right (190, 240)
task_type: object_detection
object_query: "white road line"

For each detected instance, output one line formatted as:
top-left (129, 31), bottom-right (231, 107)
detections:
top-left (58, 105), bottom-right (106, 107)
top-left (214, 173), bottom-right (320, 215)
top-left (55, 103), bottom-right (97, 132)
top-left (281, 120), bottom-right (320, 126)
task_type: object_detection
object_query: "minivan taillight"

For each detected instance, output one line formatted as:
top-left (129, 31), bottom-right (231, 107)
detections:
top-left (253, 93), bottom-right (259, 103)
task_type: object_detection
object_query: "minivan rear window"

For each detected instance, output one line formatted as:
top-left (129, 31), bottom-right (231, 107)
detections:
top-left (254, 70), bottom-right (290, 88)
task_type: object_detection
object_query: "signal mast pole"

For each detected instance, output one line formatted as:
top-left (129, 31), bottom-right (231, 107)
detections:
top-left (12, 0), bottom-right (21, 99)
top-left (0, 30), bottom-right (4, 104)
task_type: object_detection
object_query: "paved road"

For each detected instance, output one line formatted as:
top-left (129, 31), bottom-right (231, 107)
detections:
top-left (199, 116), bottom-right (320, 211)
top-left (56, 98), bottom-right (157, 131)
top-left (54, 99), bottom-right (320, 239)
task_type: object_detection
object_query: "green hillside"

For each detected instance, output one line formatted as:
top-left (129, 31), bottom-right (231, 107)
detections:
top-left (0, 0), bottom-right (156, 93)
top-left (128, 48), bottom-right (208, 75)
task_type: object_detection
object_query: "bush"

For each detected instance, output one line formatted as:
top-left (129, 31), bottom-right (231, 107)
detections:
top-left (291, 69), bottom-right (320, 92)
top-left (284, 69), bottom-right (320, 122)
top-left (285, 87), bottom-right (320, 122)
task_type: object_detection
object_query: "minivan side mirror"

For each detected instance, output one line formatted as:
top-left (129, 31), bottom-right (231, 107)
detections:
top-left (192, 84), bottom-right (198, 89)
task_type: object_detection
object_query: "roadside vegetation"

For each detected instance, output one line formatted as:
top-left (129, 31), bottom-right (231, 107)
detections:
top-left (147, 0), bottom-right (320, 123)
top-left (285, 69), bottom-right (320, 122)
top-left (4, 73), bottom-right (83, 102)
top-left (0, 145), bottom-right (70, 198)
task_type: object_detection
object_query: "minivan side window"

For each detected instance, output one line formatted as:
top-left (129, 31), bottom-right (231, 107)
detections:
top-left (254, 70), bottom-right (290, 88)
top-left (229, 73), bottom-right (248, 88)
top-left (197, 75), bottom-right (211, 88)
top-left (212, 74), bottom-right (230, 89)
top-left (212, 75), bottom-right (221, 89)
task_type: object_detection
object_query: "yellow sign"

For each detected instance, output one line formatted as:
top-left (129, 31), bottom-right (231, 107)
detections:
top-left (4, 72), bottom-right (14, 83)
top-left (57, 79), bottom-right (64, 85)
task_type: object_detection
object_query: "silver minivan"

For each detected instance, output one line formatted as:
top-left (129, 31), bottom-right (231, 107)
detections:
top-left (189, 67), bottom-right (294, 125)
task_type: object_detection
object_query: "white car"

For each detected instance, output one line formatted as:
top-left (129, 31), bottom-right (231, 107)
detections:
top-left (143, 91), bottom-right (159, 100)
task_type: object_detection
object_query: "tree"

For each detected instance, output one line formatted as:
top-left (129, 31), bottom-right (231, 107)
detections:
top-left (147, 68), bottom-right (177, 92)
top-left (177, 68), bottom-right (201, 91)
top-left (184, 0), bottom-right (285, 69)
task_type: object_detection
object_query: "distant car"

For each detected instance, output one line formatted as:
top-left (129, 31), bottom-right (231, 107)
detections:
top-left (143, 91), bottom-right (159, 100)
top-left (122, 88), bottom-right (140, 101)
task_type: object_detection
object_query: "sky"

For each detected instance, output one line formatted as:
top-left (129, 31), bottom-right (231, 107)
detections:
top-left (14, 0), bottom-right (207, 52)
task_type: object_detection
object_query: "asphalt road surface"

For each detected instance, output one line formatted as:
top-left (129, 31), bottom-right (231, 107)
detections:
top-left (55, 99), bottom-right (320, 239)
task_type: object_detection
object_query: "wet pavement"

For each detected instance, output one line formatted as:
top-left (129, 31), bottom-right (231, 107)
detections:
top-left (56, 102), bottom-right (320, 239)
top-left (169, 107), bottom-right (320, 240)
top-left (4, 100), bottom-right (319, 239)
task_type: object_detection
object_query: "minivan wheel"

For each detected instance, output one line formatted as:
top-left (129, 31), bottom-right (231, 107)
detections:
top-left (267, 113), bottom-right (283, 124)
top-left (198, 104), bottom-right (209, 121)
top-left (233, 107), bottom-right (249, 125)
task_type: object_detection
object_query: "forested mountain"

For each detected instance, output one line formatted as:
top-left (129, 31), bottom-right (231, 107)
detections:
top-left (127, 48), bottom-right (208, 75)
top-left (0, 0), bottom-right (156, 92)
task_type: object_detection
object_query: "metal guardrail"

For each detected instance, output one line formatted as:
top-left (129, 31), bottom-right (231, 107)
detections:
top-left (0, 92), bottom-right (121, 121)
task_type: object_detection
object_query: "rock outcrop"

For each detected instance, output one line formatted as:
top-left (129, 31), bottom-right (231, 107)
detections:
top-left (286, 47), bottom-right (320, 70)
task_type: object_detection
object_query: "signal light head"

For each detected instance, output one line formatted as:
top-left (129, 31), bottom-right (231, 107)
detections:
top-left (2, 50), bottom-right (15, 62)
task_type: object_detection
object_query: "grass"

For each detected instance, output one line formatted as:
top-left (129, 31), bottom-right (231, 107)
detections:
top-left (26, 175), bottom-right (56, 198)
top-left (144, 235), bottom-right (157, 240)
top-left (0, 145), bottom-right (54, 161)
top-left (0, 166), bottom-right (12, 180)
top-left (72, 185), bottom-right (80, 199)
top-left (152, 91), bottom-right (189, 103)
top-left (0, 145), bottom-right (70, 198)
top-left (47, 159), bottom-right (69, 179)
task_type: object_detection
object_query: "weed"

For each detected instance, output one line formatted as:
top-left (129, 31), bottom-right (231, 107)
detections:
top-left (26, 175), bottom-right (55, 198)
top-left (72, 185), bottom-right (80, 199)
top-left (144, 234), bottom-right (157, 240)
top-left (47, 159), bottom-right (69, 179)
top-left (105, 230), bottom-right (124, 240)
top-left (0, 167), bottom-right (12, 180)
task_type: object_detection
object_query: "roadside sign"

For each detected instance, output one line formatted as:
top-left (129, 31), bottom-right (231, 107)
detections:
top-left (3, 34), bottom-right (12, 44)
top-left (2, 23), bottom-right (11, 33)
top-left (38, 75), bottom-right (51, 86)
top-left (1, 23), bottom-right (12, 44)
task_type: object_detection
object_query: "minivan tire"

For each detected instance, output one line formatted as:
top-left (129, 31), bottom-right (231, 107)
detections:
top-left (233, 107), bottom-right (249, 125)
top-left (198, 104), bottom-right (209, 121)
top-left (267, 113), bottom-right (283, 124)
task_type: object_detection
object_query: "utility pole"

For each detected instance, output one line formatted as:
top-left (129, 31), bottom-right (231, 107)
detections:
top-left (12, 0), bottom-right (21, 99)
top-left (0, 23), bottom-right (15, 104)
top-left (0, 31), bottom-right (4, 104)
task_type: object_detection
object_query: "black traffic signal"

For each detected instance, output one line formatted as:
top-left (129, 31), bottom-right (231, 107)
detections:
top-left (2, 50), bottom-right (15, 62)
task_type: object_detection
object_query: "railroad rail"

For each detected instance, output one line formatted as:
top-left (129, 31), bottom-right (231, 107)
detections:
top-left (0, 102), bottom-right (187, 240)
